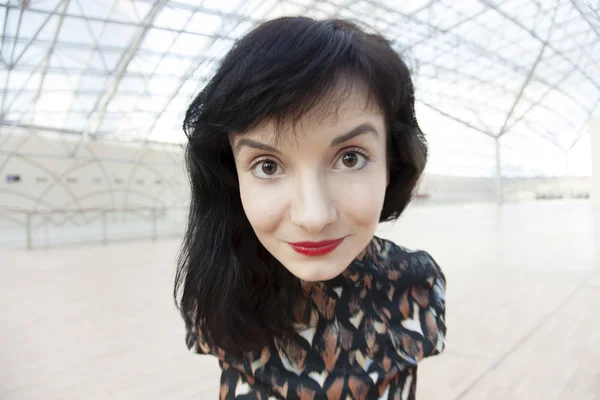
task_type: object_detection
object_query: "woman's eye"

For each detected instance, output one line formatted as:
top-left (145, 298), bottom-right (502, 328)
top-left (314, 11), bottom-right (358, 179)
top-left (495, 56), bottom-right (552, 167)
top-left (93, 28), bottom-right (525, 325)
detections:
top-left (334, 150), bottom-right (369, 170)
top-left (251, 160), bottom-right (284, 179)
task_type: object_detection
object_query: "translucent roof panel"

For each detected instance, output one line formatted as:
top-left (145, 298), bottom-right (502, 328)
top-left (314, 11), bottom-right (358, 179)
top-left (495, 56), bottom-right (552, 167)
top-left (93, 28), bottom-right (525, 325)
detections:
top-left (0, 0), bottom-right (598, 177)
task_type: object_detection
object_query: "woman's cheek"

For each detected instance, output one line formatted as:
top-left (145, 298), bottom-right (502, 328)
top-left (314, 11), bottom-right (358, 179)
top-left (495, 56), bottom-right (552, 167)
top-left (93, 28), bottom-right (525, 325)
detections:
top-left (239, 177), bottom-right (287, 232)
top-left (332, 167), bottom-right (387, 221)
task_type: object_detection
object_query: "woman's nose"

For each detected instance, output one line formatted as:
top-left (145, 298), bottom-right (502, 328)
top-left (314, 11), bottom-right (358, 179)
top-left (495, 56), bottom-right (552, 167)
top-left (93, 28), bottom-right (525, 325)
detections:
top-left (289, 173), bottom-right (338, 233)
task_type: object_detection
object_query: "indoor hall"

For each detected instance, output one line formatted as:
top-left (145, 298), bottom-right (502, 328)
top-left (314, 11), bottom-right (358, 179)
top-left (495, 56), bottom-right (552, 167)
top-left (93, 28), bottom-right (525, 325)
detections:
top-left (1, 0), bottom-right (599, 399)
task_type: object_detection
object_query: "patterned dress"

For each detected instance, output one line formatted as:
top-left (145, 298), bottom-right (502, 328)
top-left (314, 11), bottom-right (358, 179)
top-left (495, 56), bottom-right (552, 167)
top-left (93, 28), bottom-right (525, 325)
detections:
top-left (185, 235), bottom-right (447, 399)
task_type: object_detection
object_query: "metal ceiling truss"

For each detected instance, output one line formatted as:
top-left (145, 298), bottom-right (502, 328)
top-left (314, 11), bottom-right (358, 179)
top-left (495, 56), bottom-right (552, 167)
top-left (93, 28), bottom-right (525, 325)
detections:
top-left (72, 0), bottom-right (168, 156)
top-left (0, 0), bottom-right (598, 178)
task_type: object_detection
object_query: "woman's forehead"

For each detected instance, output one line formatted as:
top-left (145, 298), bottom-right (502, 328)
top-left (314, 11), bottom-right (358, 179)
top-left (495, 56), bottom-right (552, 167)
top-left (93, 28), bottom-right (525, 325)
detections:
top-left (231, 84), bottom-right (384, 146)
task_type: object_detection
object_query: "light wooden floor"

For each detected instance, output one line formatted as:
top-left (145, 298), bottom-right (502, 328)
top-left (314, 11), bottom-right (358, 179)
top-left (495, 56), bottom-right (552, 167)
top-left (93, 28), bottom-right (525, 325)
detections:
top-left (1, 200), bottom-right (598, 399)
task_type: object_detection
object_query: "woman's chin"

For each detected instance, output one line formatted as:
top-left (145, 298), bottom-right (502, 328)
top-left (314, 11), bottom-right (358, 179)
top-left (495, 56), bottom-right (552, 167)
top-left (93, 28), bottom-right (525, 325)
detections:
top-left (281, 260), bottom-right (349, 282)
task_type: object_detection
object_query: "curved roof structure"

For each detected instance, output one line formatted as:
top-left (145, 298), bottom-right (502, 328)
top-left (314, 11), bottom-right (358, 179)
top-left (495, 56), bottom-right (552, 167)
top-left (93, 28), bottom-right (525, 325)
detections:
top-left (1, 0), bottom-right (599, 176)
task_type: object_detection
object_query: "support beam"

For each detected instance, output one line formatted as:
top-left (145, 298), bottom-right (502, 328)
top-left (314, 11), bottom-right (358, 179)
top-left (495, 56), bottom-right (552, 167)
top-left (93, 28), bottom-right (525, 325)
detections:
top-left (0, 55), bottom-right (47, 151)
top-left (0, 3), bottom-right (10, 65)
top-left (0, 121), bottom-right (183, 149)
top-left (495, 137), bottom-right (503, 204)
top-left (564, 150), bottom-right (572, 198)
top-left (27, 0), bottom-right (70, 123)
top-left (480, 0), bottom-right (600, 92)
top-left (60, 0), bottom-right (121, 138)
top-left (0, 63), bottom-right (206, 79)
top-left (0, 4), bottom-right (25, 123)
top-left (1, 3), bottom-right (248, 38)
top-left (570, 98), bottom-right (600, 150)
top-left (0, 0), bottom-right (67, 134)
top-left (420, 101), bottom-right (496, 138)
top-left (497, 3), bottom-right (556, 138)
top-left (334, 0), bottom-right (590, 120)
top-left (142, 0), bottom-right (270, 142)
top-left (504, 50), bottom-right (585, 134)
top-left (72, 0), bottom-right (168, 157)
top-left (112, 0), bottom-right (205, 139)
top-left (590, 118), bottom-right (600, 206)
top-left (11, 0), bottom-right (64, 67)
top-left (1, 36), bottom-right (222, 62)
top-left (569, 0), bottom-right (600, 39)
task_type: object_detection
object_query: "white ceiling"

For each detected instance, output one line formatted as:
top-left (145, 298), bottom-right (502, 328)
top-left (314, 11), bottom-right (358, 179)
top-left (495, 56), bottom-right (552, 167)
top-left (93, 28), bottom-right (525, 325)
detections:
top-left (0, 0), bottom-right (599, 176)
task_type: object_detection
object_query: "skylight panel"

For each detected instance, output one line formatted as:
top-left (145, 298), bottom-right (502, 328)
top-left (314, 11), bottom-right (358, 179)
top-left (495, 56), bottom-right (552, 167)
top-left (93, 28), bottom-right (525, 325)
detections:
top-left (168, 32), bottom-right (211, 56)
top-left (147, 75), bottom-right (180, 95)
top-left (379, 0), bottom-right (432, 15)
top-left (57, 16), bottom-right (95, 45)
top-left (97, 22), bottom-right (137, 49)
top-left (73, 0), bottom-right (114, 20)
top-left (154, 55), bottom-right (194, 78)
top-left (201, 0), bottom-right (245, 14)
top-left (186, 12), bottom-right (223, 35)
top-left (154, 6), bottom-right (193, 30)
top-left (126, 53), bottom-right (163, 75)
top-left (78, 74), bottom-right (108, 92)
top-left (140, 28), bottom-right (178, 53)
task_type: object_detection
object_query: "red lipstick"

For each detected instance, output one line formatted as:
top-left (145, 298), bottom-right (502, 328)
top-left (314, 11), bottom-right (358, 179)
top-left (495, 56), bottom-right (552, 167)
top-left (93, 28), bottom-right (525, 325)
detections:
top-left (289, 238), bottom-right (344, 256)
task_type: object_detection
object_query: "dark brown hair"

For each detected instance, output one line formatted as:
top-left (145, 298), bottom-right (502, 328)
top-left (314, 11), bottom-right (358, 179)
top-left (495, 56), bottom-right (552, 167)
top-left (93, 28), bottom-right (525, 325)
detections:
top-left (174, 17), bottom-right (428, 356)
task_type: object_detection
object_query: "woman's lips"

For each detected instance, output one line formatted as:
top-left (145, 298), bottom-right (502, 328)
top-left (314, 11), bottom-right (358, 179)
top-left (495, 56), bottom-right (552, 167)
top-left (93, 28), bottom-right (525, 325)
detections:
top-left (288, 238), bottom-right (344, 256)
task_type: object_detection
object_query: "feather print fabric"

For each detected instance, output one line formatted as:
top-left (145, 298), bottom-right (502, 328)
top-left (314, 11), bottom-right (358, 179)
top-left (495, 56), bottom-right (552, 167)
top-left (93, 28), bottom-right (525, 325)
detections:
top-left (186, 236), bottom-right (447, 399)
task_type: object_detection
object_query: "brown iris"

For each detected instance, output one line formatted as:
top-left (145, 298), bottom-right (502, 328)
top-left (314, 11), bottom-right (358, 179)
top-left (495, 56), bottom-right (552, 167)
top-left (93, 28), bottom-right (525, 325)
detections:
top-left (342, 152), bottom-right (358, 168)
top-left (261, 161), bottom-right (277, 175)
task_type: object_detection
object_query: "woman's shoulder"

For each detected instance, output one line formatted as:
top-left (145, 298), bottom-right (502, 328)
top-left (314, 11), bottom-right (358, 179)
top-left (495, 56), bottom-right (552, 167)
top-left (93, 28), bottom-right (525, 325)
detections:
top-left (357, 235), bottom-right (446, 290)
top-left (359, 235), bottom-right (447, 360)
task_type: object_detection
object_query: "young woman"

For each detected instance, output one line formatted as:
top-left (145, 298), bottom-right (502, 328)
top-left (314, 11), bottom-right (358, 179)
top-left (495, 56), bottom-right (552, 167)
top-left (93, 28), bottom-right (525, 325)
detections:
top-left (174, 16), bottom-right (447, 400)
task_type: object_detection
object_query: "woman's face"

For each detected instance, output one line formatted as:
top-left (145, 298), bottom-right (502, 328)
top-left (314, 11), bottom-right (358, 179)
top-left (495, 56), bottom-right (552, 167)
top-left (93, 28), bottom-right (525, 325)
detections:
top-left (230, 86), bottom-right (388, 282)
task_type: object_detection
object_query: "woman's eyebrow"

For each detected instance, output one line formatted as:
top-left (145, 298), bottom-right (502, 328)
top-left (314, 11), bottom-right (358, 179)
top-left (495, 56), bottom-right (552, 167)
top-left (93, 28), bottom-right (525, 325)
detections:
top-left (234, 139), bottom-right (280, 155)
top-left (329, 123), bottom-right (378, 147)
top-left (234, 123), bottom-right (377, 154)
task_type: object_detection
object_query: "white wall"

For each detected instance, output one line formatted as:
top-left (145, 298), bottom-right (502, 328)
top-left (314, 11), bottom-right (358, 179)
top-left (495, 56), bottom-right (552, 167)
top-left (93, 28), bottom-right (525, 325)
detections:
top-left (0, 130), bottom-right (189, 248)
top-left (590, 118), bottom-right (600, 207)
top-left (1, 130), bottom-right (592, 212)
top-left (416, 174), bottom-right (590, 204)
top-left (0, 129), bottom-right (189, 211)
top-left (0, 129), bottom-right (593, 248)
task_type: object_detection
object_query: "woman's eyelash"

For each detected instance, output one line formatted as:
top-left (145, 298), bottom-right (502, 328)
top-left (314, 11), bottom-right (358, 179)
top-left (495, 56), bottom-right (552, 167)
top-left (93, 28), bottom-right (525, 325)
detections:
top-left (340, 147), bottom-right (371, 160)
top-left (346, 147), bottom-right (370, 157)
top-left (248, 156), bottom-right (276, 170)
top-left (247, 147), bottom-right (371, 171)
